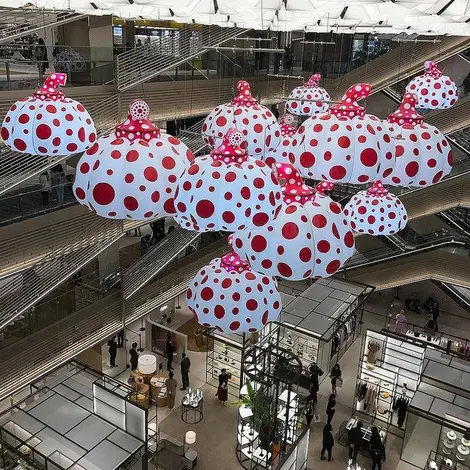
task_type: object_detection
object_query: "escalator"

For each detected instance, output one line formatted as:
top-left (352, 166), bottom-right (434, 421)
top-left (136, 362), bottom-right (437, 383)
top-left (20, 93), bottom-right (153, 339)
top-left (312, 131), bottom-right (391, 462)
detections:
top-left (431, 280), bottom-right (470, 314)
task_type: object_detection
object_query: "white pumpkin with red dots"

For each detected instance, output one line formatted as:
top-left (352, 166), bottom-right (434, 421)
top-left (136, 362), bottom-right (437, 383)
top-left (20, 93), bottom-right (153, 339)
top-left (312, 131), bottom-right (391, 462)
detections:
top-left (265, 113), bottom-right (297, 168)
top-left (405, 61), bottom-right (458, 110)
top-left (383, 93), bottom-right (452, 188)
top-left (201, 80), bottom-right (281, 161)
top-left (174, 128), bottom-right (282, 232)
top-left (1, 73), bottom-right (96, 156)
top-left (186, 245), bottom-right (282, 334)
top-left (343, 181), bottom-right (408, 235)
top-left (232, 163), bottom-right (355, 280)
top-left (288, 83), bottom-right (395, 184)
top-left (73, 99), bottom-right (194, 220)
top-left (286, 74), bottom-right (330, 116)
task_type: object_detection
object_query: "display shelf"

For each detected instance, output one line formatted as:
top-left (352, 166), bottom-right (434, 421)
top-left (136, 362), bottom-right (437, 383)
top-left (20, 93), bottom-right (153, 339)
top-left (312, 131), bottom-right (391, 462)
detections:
top-left (240, 447), bottom-right (271, 468)
top-left (206, 334), bottom-right (243, 388)
top-left (279, 390), bottom-right (297, 403)
top-left (239, 405), bottom-right (253, 420)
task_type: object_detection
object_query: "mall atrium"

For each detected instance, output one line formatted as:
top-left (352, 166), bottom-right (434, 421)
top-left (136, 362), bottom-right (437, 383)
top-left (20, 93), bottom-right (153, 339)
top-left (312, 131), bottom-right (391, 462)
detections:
top-left (0, 2), bottom-right (470, 470)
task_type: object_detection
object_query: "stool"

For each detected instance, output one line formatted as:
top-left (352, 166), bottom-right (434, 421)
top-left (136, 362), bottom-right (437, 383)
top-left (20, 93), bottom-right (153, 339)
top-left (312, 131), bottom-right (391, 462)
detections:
top-left (457, 445), bottom-right (469, 462)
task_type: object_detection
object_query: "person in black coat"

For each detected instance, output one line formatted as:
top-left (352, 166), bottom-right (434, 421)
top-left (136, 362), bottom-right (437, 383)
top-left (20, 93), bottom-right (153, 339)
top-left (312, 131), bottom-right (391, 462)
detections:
top-left (326, 394), bottom-right (336, 425)
top-left (108, 336), bottom-right (118, 367)
top-left (129, 342), bottom-right (139, 371)
top-left (370, 426), bottom-right (386, 470)
top-left (321, 423), bottom-right (334, 461)
top-left (166, 334), bottom-right (175, 371)
top-left (348, 421), bottom-right (363, 464)
top-left (180, 352), bottom-right (191, 390)
top-left (330, 363), bottom-right (342, 394)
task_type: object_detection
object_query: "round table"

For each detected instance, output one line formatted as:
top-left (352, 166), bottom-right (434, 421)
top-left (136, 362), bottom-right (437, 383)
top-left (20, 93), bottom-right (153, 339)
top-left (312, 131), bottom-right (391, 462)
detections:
top-left (181, 390), bottom-right (204, 424)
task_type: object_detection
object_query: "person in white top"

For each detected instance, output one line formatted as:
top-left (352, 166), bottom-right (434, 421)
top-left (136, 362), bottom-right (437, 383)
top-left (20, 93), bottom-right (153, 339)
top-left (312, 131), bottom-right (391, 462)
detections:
top-left (39, 171), bottom-right (51, 206)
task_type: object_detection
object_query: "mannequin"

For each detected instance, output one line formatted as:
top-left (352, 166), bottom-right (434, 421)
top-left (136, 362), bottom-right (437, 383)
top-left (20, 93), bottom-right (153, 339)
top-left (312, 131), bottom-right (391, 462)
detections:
top-left (367, 341), bottom-right (381, 364)
top-left (395, 309), bottom-right (408, 335)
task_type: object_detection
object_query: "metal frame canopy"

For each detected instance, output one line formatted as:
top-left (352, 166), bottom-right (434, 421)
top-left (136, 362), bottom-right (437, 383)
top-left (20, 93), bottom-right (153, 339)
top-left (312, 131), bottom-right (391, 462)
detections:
top-left (0, 361), bottom-right (145, 470)
top-left (2, 2), bottom-right (470, 35)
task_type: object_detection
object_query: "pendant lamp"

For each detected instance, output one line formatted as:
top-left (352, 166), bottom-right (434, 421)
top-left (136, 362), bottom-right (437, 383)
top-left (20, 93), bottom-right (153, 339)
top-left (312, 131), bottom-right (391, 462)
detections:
top-left (201, 80), bottom-right (281, 161)
top-left (343, 180), bottom-right (408, 235)
top-left (186, 239), bottom-right (282, 333)
top-left (285, 73), bottom-right (330, 116)
top-left (288, 83), bottom-right (395, 184)
top-left (1, 73), bottom-right (96, 156)
top-left (174, 128), bottom-right (282, 232)
top-left (383, 93), bottom-right (452, 187)
top-left (405, 61), bottom-right (458, 110)
top-left (232, 163), bottom-right (355, 280)
top-left (73, 99), bottom-right (194, 220)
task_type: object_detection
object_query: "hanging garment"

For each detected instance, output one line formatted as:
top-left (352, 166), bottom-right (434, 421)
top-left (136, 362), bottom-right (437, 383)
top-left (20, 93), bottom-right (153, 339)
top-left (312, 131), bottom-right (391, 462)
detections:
top-left (367, 341), bottom-right (381, 364)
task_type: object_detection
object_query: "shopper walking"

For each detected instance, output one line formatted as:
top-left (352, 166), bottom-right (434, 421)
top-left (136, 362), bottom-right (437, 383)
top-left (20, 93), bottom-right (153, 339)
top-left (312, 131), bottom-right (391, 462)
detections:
top-left (166, 334), bottom-right (175, 371)
top-left (39, 171), bottom-right (51, 206)
top-left (309, 362), bottom-right (324, 394)
top-left (108, 336), bottom-right (118, 368)
top-left (180, 352), bottom-right (191, 390)
top-left (305, 400), bottom-right (314, 427)
top-left (50, 164), bottom-right (66, 206)
top-left (326, 394), bottom-right (336, 425)
top-left (330, 363), bottom-right (342, 394)
top-left (129, 342), bottom-right (139, 371)
top-left (165, 371), bottom-right (177, 409)
top-left (348, 421), bottom-right (363, 464)
top-left (216, 368), bottom-right (230, 405)
top-left (370, 426), bottom-right (386, 470)
top-left (36, 38), bottom-right (48, 79)
top-left (320, 423), bottom-right (334, 461)
top-left (117, 329), bottom-right (125, 348)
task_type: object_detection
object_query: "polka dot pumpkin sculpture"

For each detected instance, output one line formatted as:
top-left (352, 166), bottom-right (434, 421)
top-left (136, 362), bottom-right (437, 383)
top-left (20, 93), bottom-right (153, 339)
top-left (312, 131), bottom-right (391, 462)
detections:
top-left (232, 163), bottom-right (355, 280)
top-left (54, 48), bottom-right (87, 73)
top-left (186, 241), bottom-right (282, 333)
top-left (343, 180), bottom-right (408, 235)
top-left (73, 99), bottom-right (194, 220)
top-left (265, 113), bottom-right (297, 168)
top-left (285, 74), bottom-right (330, 116)
top-left (201, 80), bottom-right (281, 161)
top-left (383, 93), bottom-right (452, 187)
top-left (1, 73), bottom-right (96, 156)
top-left (174, 128), bottom-right (282, 232)
top-left (288, 83), bottom-right (395, 184)
top-left (405, 61), bottom-right (458, 110)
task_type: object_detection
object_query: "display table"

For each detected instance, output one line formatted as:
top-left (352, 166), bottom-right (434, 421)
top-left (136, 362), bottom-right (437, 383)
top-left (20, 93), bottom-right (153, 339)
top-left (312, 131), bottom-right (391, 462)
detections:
top-left (150, 374), bottom-right (168, 408)
top-left (181, 389), bottom-right (203, 424)
top-left (337, 417), bottom-right (386, 456)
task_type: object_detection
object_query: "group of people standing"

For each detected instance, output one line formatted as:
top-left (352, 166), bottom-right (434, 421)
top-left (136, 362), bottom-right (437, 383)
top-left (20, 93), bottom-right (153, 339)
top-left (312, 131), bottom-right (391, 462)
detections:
top-left (39, 164), bottom-right (67, 207)
top-left (348, 421), bottom-right (386, 470)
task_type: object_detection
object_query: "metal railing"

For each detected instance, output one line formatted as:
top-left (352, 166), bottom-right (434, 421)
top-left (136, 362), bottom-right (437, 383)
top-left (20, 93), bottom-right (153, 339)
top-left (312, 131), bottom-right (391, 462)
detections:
top-left (122, 226), bottom-right (200, 300)
top-left (115, 25), bottom-right (250, 91)
top-left (0, 8), bottom-right (86, 44)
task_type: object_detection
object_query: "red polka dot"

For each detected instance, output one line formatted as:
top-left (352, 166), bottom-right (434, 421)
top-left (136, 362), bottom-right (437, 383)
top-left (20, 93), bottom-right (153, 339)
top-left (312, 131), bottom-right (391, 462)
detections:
top-left (46, 105), bottom-right (57, 113)
top-left (405, 161), bottom-right (419, 177)
top-left (1, 127), bottom-right (9, 141)
top-left (344, 231), bottom-right (354, 248)
top-left (253, 213), bottom-right (269, 227)
top-left (151, 191), bottom-right (160, 203)
top-left (317, 240), bottom-right (330, 253)
top-left (78, 127), bottom-right (86, 143)
top-left (75, 187), bottom-right (86, 200)
top-left (67, 143), bottom-right (78, 152)
top-left (196, 200), bottom-right (215, 218)
top-left (216, 116), bottom-right (227, 126)
top-left (229, 321), bottom-right (240, 331)
top-left (19, 114), bottom-right (30, 124)
top-left (300, 151), bottom-right (315, 168)
top-left (254, 124), bottom-right (263, 133)
top-left (246, 299), bottom-right (258, 311)
top-left (360, 148), bottom-right (378, 167)
top-left (222, 279), bottom-right (232, 288)
top-left (80, 162), bottom-right (90, 174)
top-left (93, 183), bottom-right (115, 205)
top-left (278, 262), bottom-right (293, 277)
top-left (215, 305), bottom-right (226, 319)
top-left (126, 150), bottom-right (139, 162)
top-left (124, 196), bottom-right (138, 211)
top-left (241, 187), bottom-right (251, 200)
top-left (329, 166), bottom-right (346, 180)
top-left (222, 211), bottom-right (235, 223)
top-left (326, 260), bottom-right (341, 274)
top-left (299, 247), bottom-right (312, 262)
top-left (144, 167), bottom-right (158, 182)
top-left (282, 222), bottom-right (299, 239)
top-left (168, 136), bottom-right (180, 145)
top-left (313, 214), bottom-right (327, 228)
top-left (162, 156), bottom-right (176, 169)
top-left (14, 139), bottom-right (27, 151)
top-left (36, 124), bottom-right (51, 140)
top-left (251, 235), bottom-right (267, 252)
top-left (338, 136), bottom-right (351, 148)
top-left (201, 287), bottom-right (214, 300)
